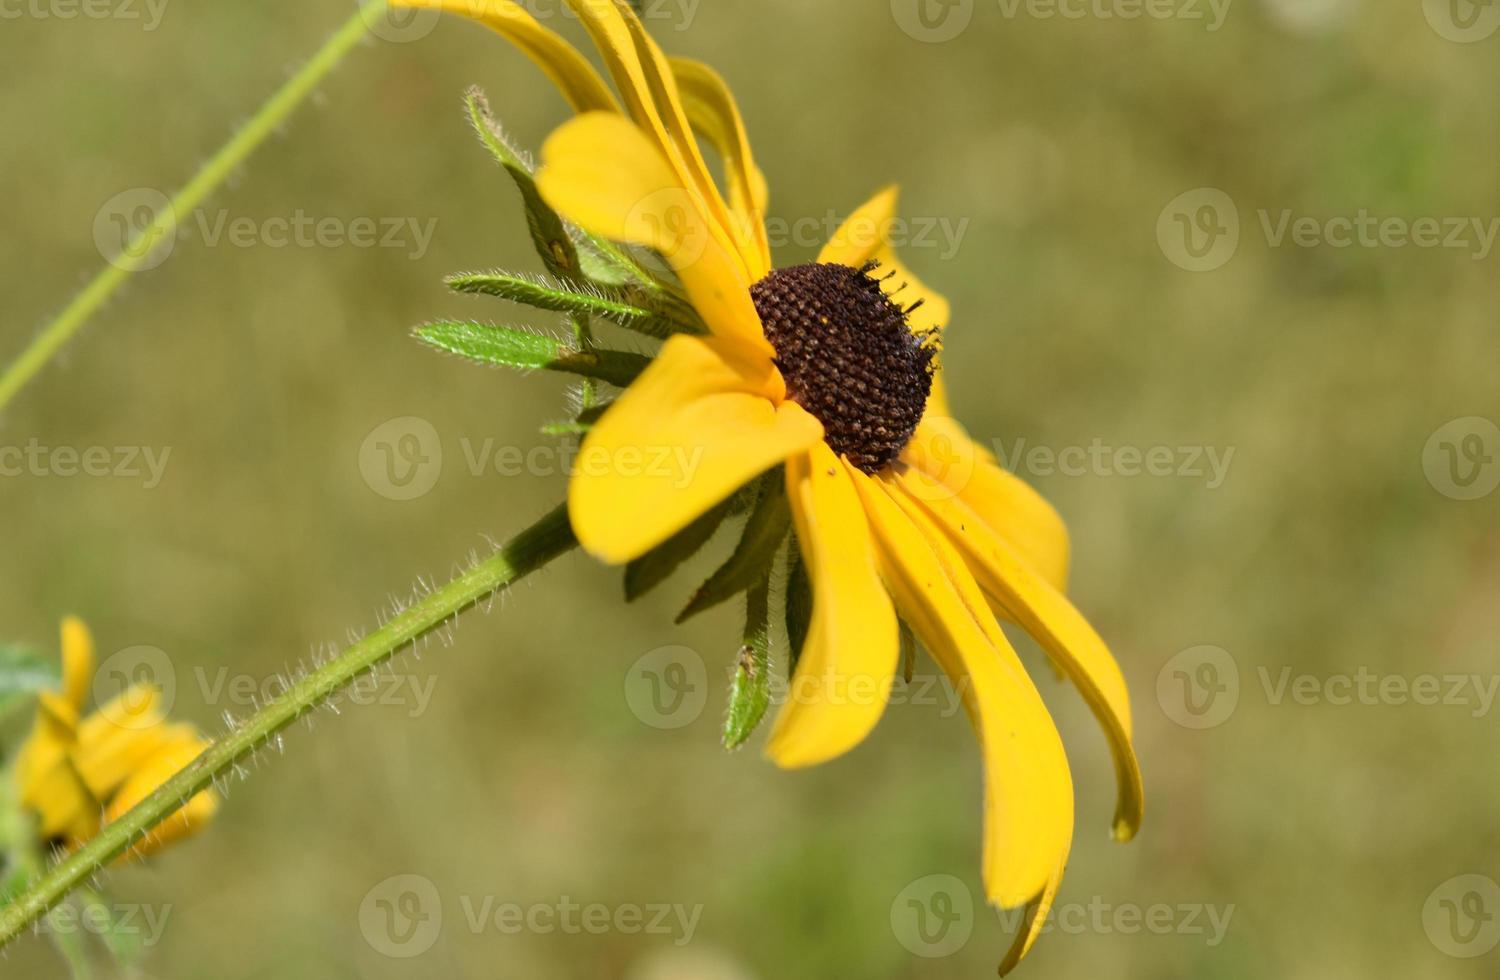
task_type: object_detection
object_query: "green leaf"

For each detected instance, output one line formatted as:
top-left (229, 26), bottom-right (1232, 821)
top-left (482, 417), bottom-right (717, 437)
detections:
top-left (624, 499), bottom-right (733, 602)
top-left (0, 645), bottom-right (59, 717)
top-left (446, 272), bottom-right (692, 338)
top-left (784, 541), bottom-right (812, 675)
top-left (414, 321), bottom-right (650, 388)
top-left (678, 476), bottom-right (790, 623)
top-left (723, 572), bottom-right (772, 750)
top-left (78, 886), bottom-right (144, 968)
top-left (465, 87), bottom-right (652, 290)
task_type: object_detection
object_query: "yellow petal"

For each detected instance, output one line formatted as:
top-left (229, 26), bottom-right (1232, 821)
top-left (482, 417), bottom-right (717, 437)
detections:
top-left (390, 0), bottom-right (618, 113)
top-left (537, 112), bottom-right (769, 355)
top-left (765, 445), bottom-right (898, 768)
top-left (852, 470), bottom-right (1074, 909)
top-left (14, 694), bottom-right (97, 841)
top-left (569, 335), bottom-right (821, 564)
top-left (556, 0), bottom-right (747, 274)
top-left (902, 416), bottom-right (1070, 592)
top-left (668, 56), bottom-right (771, 278)
top-left (999, 866), bottom-right (1065, 976)
top-left (105, 729), bottom-right (219, 861)
top-left (75, 688), bottom-right (176, 801)
top-left (59, 616), bottom-right (94, 712)
top-left (894, 463), bottom-right (1143, 841)
top-left (817, 184), bottom-right (950, 336)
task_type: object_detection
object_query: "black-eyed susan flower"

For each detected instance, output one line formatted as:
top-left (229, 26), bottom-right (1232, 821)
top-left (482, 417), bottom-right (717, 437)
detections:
top-left (398, 0), bottom-right (1143, 968)
top-left (12, 618), bottom-right (218, 861)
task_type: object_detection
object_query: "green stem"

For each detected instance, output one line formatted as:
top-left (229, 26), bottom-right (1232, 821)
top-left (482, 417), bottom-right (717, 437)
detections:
top-left (0, 0), bottom-right (386, 414)
top-left (0, 504), bottom-right (578, 947)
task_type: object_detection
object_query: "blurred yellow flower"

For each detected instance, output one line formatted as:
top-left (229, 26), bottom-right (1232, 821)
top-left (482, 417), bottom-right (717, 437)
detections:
top-left (13, 617), bottom-right (218, 861)
top-left (393, 0), bottom-right (1143, 968)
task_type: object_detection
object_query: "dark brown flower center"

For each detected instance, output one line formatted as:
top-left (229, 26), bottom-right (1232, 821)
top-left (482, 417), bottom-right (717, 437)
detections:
top-left (751, 262), bottom-right (936, 474)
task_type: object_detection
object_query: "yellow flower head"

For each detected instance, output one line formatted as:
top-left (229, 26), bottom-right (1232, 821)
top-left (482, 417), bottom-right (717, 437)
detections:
top-left (13, 618), bottom-right (218, 861)
top-left (395, 0), bottom-right (1144, 968)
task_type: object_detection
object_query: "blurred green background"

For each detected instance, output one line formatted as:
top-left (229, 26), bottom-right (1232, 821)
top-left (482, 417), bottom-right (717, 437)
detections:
top-left (2, 0), bottom-right (1498, 977)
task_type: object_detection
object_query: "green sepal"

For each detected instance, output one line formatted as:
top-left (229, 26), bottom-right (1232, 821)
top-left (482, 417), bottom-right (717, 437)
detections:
top-left (414, 321), bottom-right (649, 388)
top-left (78, 886), bottom-right (145, 969)
top-left (723, 572), bottom-right (772, 750)
top-left (0, 644), bottom-right (59, 718)
top-left (784, 540), bottom-right (812, 676)
top-left (624, 499), bottom-right (733, 602)
top-left (446, 271), bottom-right (691, 339)
top-left (677, 475), bottom-right (790, 623)
top-left (466, 87), bottom-right (654, 290)
top-left (540, 401), bottom-right (611, 437)
top-left (464, 88), bottom-right (580, 283)
top-left (899, 620), bottom-right (917, 685)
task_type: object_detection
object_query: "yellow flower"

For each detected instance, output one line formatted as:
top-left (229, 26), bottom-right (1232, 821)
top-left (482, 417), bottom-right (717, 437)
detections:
top-left (395, 0), bottom-right (1143, 967)
top-left (13, 617), bottom-right (218, 861)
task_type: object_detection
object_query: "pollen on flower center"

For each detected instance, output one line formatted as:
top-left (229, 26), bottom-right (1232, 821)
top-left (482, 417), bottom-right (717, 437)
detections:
top-left (751, 262), bottom-right (936, 474)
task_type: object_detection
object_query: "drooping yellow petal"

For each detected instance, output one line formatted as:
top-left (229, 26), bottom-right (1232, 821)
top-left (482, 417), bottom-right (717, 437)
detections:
top-left (556, 0), bottom-right (747, 273)
top-left (537, 112), bottom-right (769, 354)
top-left (999, 865), bottom-right (1065, 976)
top-left (569, 334), bottom-right (821, 564)
top-left (75, 684), bottom-right (174, 800)
top-left (105, 729), bottom-right (218, 861)
top-left (668, 56), bottom-right (771, 277)
top-left (902, 416), bottom-right (1070, 592)
top-left (894, 463), bottom-right (1143, 841)
top-left (59, 616), bottom-right (94, 712)
top-left (390, 0), bottom-right (619, 113)
top-left (852, 471), bottom-right (1073, 909)
top-left (765, 445), bottom-right (898, 768)
top-left (14, 693), bottom-right (98, 842)
top-left (817, 184), bottom-right (950, 336)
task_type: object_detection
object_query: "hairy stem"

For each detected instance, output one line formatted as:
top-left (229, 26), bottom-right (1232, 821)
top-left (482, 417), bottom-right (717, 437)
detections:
top-left (0, 0), bottom-right (385, 414)
top-left (0, 503), bottom-right (578, 946)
